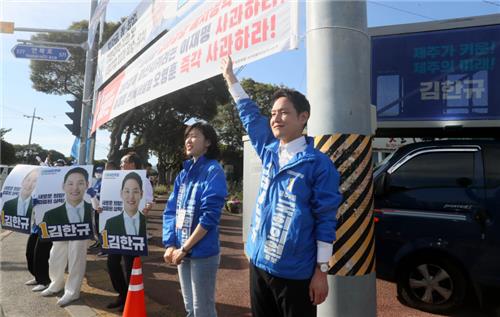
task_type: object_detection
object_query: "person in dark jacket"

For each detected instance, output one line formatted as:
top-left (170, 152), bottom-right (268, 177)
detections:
top-left (163, 122), bottom-right (227, 317)
top-left (105, 153), bottom-right (153, 311)
top-left (41, 167), bottom-right (92, 307)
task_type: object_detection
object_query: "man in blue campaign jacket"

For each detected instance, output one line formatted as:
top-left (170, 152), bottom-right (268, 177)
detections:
top-left (222, 57), bottom-right (342, 317)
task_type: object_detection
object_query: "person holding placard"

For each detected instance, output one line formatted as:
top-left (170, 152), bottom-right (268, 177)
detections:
top-left (104, 172), bottom-right (147, 236)
top-left (40, 167), bottom-right (92, 307)
top-left (105, 153), bottom-right (153, 311)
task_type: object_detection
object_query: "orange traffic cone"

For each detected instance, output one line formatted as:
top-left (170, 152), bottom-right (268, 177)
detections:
top-left (122, 257), bottom-right (147, 317)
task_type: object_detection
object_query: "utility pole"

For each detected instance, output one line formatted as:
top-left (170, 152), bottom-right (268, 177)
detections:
top-left (24, 107), bottom-right (43, 148)
top-left (88, 10), bottom-right (106, 163)
top-left (78, 0), bottom-right (98, 164)
top-left (307, 1), bottom-right (376, 317)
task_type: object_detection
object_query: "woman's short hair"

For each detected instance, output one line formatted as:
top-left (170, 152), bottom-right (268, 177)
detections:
top-left (121, 171), bottom-right (143, 191)
top-left (184, 122), bottom-right (220, 159)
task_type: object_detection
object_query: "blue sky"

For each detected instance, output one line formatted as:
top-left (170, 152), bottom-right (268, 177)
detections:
top-left (1, 0), bottom-right (499, 165)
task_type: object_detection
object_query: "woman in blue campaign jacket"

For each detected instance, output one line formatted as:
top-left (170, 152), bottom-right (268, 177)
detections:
top-left (163, 122), bottom-right (227, 317)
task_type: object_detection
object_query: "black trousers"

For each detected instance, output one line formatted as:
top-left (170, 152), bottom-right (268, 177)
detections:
top-left (107, 254), bottom-right (135, 300)
top-left (250, 264), bottom-right (316, 317)
top-left (25, 233), bottom-right (52, 285)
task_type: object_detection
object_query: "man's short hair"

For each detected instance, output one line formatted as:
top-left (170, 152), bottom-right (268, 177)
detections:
top-left (121, 152), bottom-right (143, 169)
top-left (271, 89), bottom-right (311, 116)
top-left (64, 167), bottom-right (89, 183)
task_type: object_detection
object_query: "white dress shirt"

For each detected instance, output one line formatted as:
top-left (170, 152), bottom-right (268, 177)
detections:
top-left (123, 211), bottom-right (140, 235)
top-left (66, 201), bottom-right (84, 224)
top-left (278, 136), bottom-right (307, 169)
top-left (16, 196), bottom-right (31, 217)
top-left (228, 82), bottom-right (249, 102)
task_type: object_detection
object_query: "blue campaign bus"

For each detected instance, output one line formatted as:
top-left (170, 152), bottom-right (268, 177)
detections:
top-left (370, 14), bottom-right (500, 137)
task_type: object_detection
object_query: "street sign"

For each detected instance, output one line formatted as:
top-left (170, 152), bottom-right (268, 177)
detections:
top-left (11, 44), bottom-right (71, 62)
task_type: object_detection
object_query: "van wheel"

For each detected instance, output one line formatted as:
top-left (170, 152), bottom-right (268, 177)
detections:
top-left (397, 256), bottom-right (466, 314)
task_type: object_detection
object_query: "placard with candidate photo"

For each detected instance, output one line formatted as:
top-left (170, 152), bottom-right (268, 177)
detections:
top-left (0, 165), bottom-right (41, 234)
top-left (99, 170), bottom-right (149, 256)
top-left (34, 165), bottom-right (94, 241)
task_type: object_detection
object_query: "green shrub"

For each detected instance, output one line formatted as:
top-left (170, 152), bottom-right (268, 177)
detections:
top-left (154, 184), bottom-right (169, 196)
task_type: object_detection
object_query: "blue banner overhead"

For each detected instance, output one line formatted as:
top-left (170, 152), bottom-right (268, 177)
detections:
top-left (371, 21), bottom-right (499, 127)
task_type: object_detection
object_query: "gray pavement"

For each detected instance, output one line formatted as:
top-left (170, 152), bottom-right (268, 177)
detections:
top-left (0, 230), bottom-right (71, 317)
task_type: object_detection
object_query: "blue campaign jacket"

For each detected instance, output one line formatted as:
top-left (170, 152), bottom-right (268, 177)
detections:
top-left (162, 156), bottom-right (227, 258)
top-left (238, 97), bottom-right (342, 280)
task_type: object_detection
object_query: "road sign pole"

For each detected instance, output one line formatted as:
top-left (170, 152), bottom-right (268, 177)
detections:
top-left (78, 0), bottom-right (98, 165)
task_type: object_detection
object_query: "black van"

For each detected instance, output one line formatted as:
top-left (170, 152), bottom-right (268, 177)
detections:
top-left (373, 140), bottom-right (500, 314)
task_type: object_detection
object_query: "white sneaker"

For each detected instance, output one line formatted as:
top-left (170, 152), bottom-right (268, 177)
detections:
top-left (57, 295), bottom-right (79, 307)
top-left (41, 288), bottom-right (60, 297)
top-left (32, 284), bottom-right (47, 292)
top-left (25, 278), bottom-right (37, 285)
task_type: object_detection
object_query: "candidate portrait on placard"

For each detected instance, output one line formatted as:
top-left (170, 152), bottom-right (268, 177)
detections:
top-left (35, 165), bottom-right (94, 241)
top-left (0, 165), bottom-right (41, 234)
top-left (99, 170), bottom-right (148, 256)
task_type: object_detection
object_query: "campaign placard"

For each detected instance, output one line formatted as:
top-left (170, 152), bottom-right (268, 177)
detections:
top-left (99, 170), bottom-right (148, 256)
top-left (0, 165), bottom-right (41, 234)
top-left (35, 165), bottom-right (94, 241)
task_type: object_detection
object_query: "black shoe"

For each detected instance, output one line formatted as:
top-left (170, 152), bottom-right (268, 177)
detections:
top-left (106, 297), bottom-right (124, 309)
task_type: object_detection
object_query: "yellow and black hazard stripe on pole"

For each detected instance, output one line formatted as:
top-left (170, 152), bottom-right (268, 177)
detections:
top-left (315, 133), bottom-right (375, 276)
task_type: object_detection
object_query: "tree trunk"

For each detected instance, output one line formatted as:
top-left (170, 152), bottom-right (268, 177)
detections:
top-left (107, 112), bottom-right (135, 163)
top-left (157, 153), bottom-right (167, 185)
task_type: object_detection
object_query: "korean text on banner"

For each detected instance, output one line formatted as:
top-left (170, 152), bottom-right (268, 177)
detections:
top-left (92, 0), bottom-right (298, 133)
top-left (95, 0), bottom-right (197, 88)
